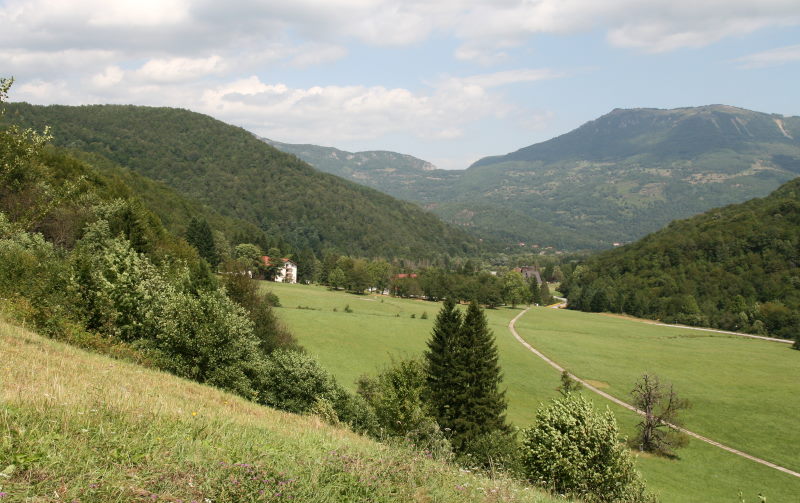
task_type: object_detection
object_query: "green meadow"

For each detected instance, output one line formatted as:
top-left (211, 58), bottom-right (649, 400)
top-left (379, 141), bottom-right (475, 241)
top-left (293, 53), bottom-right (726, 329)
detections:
top-left (267, 283), bottom-right (800, 503)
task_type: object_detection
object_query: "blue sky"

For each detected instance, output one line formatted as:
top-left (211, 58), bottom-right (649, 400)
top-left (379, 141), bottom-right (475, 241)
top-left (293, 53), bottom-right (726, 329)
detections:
top-left (1, 0), bottom-right (799, 169)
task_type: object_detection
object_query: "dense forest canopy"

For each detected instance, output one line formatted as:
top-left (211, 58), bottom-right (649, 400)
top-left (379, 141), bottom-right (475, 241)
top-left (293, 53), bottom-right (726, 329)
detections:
top-left (2, 102), bottom-right (483, 260)
top-left (562, 176), bottom-right (800, 343)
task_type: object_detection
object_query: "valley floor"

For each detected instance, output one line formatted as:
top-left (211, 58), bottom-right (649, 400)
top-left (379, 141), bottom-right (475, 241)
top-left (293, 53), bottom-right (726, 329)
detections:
top-left (266, 283), bottom-right (800, 503)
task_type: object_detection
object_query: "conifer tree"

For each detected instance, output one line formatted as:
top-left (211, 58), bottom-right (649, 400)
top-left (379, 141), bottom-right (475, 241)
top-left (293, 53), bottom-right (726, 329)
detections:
top-left (531, 279), bottom-right (543, 305)
top-left (540, 280), bottom-right (553, 305)
top-left (424, 298), bottom-right (462, 431)
top-left (186, 217), bottom-right (219, 266)
top-left (425, 300), bottom-right (507, 454)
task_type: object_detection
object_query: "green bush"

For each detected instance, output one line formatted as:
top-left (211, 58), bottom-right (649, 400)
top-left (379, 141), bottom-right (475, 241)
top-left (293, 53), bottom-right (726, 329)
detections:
top-left (459, 429), bottom-right (522, 475)
top-left (257, 349), bottom-right (340, 413)
top-left (145, 288), bottom-right (261, 398)
top-left (357, 359), bottom-right (451, 456)
top-left (221, 271), bottom-right (298, 353)
top-left (330, 391), bottom-right (379, 436)
top-left (520, 395), bottom-right (655, 503)
top-left (69, 219), bottom-right (169, 342)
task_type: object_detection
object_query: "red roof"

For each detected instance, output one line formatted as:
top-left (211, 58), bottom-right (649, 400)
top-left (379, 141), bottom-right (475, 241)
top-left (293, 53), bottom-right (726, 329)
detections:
top-left (261, 256), bottom-right (293, 266)
top-left (393, 273), bottom-right (418, 279)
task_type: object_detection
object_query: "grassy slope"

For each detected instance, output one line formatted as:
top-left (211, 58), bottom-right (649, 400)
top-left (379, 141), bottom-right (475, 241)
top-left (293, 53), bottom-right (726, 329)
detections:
top-left (0, 316), bottom-right (560, 503)
top-left (265, 283), bottom-right (800, 503)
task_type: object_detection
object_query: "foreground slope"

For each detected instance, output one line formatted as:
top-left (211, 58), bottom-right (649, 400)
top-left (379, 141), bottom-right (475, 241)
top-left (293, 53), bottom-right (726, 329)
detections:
top-left (0, 317), bottom-right (557, 503)
top-left (3, 103), bottom-right (480, 258)
top-left (563, 176), bottom-right (800, 341)
top-left (269, 106), bottom-right (800, 249)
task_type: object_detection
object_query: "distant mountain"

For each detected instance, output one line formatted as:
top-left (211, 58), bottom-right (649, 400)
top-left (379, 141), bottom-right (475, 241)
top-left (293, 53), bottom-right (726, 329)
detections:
top-left (268, 106), bottom-right (800, 250)
top-left (4, 103), bottom-right (481, 259)
top-left (261, 139), bottom-right (460, 204)
top-left (261, 141), bottom-right (589, 250)
top-left (561, 176), bottom-right (800, 343)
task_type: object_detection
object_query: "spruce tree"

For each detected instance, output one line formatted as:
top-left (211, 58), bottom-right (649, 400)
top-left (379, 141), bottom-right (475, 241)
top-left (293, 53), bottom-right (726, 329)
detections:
top-left (424, 298), bottom-right (462, 431)
top-left (186, 217), bottom-right (219, 266)
top-left (531, 279), bottom-right (543, 306)
top-left (450, 301), bottom-right (507, 452)
top-left (540, 280), bottom-right (553, 305)
top-left (425, 299), bottom-right (507, 454)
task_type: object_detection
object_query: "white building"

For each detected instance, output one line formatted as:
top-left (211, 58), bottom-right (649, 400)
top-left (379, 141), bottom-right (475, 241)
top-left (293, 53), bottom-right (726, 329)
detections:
top-left (261, 256), bottom-right (298, 284)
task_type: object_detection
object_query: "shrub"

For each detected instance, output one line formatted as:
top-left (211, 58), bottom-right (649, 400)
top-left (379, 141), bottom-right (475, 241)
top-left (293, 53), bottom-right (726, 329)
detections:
top-left (69, 219), bottom-right (168, 342)
top-left (221, 272), bottom-right (298, 353)
top-left (145, 288), bottom-right (261, 399)
top-left (257, 350), bottom-right (340, 414)
top-left (309, 397), bottom-right (340, 426)
top-left (520, 395), bottom-right (655, 503)
top-left (330, 391), bottom-right (379, 436)
top-left (459, 429), bottom-right (522, 475)
top-left (356, 359), bottom-right (451, 456)
top-left (0, 213), bottom-right (76, 336)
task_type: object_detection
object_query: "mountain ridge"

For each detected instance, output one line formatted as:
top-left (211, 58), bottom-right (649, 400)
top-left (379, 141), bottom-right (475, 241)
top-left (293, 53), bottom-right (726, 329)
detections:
top-left (267, 104), bottom-right (800, 250)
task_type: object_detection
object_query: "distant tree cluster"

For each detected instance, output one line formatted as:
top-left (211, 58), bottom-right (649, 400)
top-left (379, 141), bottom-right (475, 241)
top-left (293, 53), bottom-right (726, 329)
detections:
top-left (562, 179), bottom-right (800, 346)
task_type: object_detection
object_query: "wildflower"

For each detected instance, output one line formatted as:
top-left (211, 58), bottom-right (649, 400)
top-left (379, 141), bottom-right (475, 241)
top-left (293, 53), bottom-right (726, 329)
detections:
top-left (0, 492), bottom-right (8, 498)
top-left (192, 411), bottom-right (198, 416)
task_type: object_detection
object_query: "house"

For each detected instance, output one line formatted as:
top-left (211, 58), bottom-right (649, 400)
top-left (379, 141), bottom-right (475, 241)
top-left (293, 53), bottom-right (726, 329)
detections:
top-left (261, 256), bottom-right (298, 284)
top-left (513, 266), bottom-right (543, 285)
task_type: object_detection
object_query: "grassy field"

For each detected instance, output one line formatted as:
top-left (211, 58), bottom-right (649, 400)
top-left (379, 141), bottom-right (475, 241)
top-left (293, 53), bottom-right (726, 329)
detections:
top-left (266, 283), bottom-right (800, 503)
top-left (269, 283), bottom-right (562, 425)
top-left (0, 316), bottom-right (560, 503)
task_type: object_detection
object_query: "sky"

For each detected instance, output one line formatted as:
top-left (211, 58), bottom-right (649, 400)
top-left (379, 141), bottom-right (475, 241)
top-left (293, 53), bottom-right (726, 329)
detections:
top-left (1, 1), bottom-right (799, 170)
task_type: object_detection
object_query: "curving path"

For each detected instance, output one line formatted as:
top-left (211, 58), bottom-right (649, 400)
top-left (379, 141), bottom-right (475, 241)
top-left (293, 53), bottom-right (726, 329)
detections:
top-left (508, 307), bottom-right (800, 479)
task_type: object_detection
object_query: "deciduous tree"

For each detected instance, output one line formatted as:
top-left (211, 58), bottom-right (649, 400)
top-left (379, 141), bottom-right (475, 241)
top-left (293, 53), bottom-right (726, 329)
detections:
top-left (631, 373), bottom-right (689, 456)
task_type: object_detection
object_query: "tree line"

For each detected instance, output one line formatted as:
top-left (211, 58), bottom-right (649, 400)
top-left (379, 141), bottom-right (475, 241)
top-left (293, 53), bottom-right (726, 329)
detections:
top-left (561, 178), bottom-right (800, 348)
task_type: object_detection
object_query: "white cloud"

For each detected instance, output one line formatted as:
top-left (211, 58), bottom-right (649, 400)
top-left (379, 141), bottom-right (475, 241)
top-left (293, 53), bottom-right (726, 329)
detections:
top-left (456, 68), bottom-right (564, 88)
top-left (87, 0), bottom-right (190, 27)
top-left (136, 55), bottom-right (226, 83)
top-left (91, 66), bottom-right (124, 88)
top-left (288, 44), bottom-right (348, 68)
top-left (3, 0), bottom-right (798, 61)
top-left (733, 44), bottom-right (800, 69)
top-left (0, 49), bottom-right (118, 77)
top-left (197, 75), bottom-right (507, 143)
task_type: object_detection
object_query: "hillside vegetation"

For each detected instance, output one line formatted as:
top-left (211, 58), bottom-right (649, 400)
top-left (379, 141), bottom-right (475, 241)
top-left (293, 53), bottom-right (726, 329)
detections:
top-left (3, 102), bottom-right (481, 259)
top-left (0, 318), bottom-right (559, 503)
top-left (562, 176), bottom-right (800, 343)
top-left (270, 106), bottom-right (800, 250)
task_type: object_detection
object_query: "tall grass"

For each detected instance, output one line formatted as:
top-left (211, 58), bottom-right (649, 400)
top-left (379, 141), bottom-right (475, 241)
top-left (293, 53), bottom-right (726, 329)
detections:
top-left (0, 318), bottom-right (559, 503)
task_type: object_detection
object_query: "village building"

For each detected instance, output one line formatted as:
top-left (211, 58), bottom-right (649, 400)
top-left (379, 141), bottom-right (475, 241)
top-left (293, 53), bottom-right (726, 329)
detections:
top-left (513, 266), bottom-right (543, 285)
top-left (261, 256), bottom-right (298, 284)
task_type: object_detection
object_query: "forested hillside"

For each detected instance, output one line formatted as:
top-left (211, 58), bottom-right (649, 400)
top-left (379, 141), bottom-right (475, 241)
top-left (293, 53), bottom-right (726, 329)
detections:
top-left (270, 106), bottom-right (800, 250)
top-left (3, 103), bottom-right (481, 259)
top-left (561, 177), bottom-right (800, 344)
